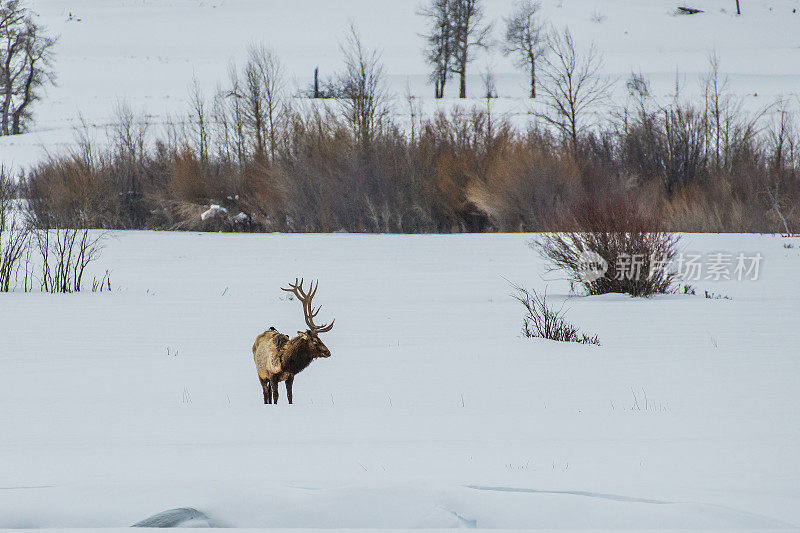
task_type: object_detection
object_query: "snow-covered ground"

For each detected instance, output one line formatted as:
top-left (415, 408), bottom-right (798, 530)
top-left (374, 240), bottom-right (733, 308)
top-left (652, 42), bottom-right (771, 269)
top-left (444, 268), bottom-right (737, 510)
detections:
top-left (1, 232), bottom-right (799, 529)
top-left (1, 0), bottom-right (799, 169)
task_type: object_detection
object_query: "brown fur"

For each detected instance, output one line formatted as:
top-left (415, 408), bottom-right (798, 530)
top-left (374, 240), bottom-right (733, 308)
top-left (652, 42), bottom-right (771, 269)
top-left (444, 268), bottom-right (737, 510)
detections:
top-left (252, 328), bottom-right (331, 405)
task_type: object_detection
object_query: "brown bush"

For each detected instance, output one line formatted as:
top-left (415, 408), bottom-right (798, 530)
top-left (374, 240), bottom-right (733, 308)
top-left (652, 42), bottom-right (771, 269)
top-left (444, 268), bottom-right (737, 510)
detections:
top-left (18, 76), bottom-right (800, 235)
top-left (536, 197), bottom-right (681, 297)
top-left (171, 148), bottom-right (209, 202)
top-left (466, 140), bottom-right (582, 231)
top-left (25, 155), bottom-right (112, 228)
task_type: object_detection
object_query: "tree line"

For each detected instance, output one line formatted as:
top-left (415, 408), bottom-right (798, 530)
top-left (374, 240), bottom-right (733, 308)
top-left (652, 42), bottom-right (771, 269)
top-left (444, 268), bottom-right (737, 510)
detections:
top-left (420, 0), bottom-right (547, 99)
top-left (14, 35), bottom-right (799, 235)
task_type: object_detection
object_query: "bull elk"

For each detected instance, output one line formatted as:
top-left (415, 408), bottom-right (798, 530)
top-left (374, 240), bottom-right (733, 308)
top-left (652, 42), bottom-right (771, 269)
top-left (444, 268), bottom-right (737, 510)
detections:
top-left (252, 279), bottom-right (335, 404)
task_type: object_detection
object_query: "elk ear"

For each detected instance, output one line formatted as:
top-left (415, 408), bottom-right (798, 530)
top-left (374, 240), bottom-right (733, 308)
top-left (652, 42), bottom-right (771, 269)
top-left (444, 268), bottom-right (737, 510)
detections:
top-left (297, 330), bottom-right (305, 337)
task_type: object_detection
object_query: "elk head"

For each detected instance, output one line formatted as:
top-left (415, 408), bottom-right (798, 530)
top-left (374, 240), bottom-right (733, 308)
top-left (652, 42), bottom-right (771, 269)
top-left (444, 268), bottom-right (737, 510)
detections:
top-left (282, 278), bottom-right (335, 358)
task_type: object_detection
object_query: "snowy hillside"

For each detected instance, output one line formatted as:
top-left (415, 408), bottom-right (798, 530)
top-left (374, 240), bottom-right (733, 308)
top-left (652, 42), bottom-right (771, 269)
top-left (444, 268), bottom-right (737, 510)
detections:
top-left (1, 0), bottom-right (799, 169)
top-left (1, 232), bottom-right (799, 529)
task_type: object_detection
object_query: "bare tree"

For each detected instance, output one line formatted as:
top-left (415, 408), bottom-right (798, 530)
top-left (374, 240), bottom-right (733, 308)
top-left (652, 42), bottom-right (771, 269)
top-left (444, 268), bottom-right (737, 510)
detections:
top-left (0, 0), bottom-right (56, 136)
top-left (189, 74), bottom-right (208, 165)
top-left (338, 24), bottom-right (389, 147)
top-left (10, 17), bottom-right (54, 134)
top-left (702, 53), bottom-right (760, 174)
top-left (0, 0), bottom-right (24, 135)
top-left (502, 0), bottom-right (547, 98)
top-left (534, 28), bottom-right (611, 150)
top-left (214, 63), bottom-right (249, 166)
top-left (449, 0), bottom-right (492, 98)
top-left (242, 44), bottom-right (286, 161)
top-left (419, 0), bottom-right (453, 98)
top-left (735, 0), bottom-right (741, 15)
top-left (481, 66), bottom-right (497, 99)
top-left (764, 102), bottom-right (796, 234)
top-left (405, 82), bottom-right (421, 142)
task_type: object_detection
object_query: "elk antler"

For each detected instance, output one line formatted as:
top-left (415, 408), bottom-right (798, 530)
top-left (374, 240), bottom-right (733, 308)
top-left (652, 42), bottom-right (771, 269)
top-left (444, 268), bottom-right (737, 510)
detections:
top-left (281, 278), bottom-right (335, 333)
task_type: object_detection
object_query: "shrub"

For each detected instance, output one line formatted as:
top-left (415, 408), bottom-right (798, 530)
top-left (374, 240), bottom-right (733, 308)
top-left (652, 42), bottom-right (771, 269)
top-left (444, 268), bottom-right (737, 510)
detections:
top-left (1, 170), bottom-right (30, 292)
top-left (2, 171), bottom-right (105, 293)
top-left (171, 148), bottom-right (210, 202)
top-left (511, 284), bottom-right (600, 345)
top-left (33, 228), bottom-right (103, 293)
top-left (536, 197), bottom-right (680, 297)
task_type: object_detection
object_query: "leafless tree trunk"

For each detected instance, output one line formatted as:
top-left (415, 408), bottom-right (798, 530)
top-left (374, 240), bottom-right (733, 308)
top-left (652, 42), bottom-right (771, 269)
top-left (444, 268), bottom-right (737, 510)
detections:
top-left (244, 58), bottom-right (265, 158)
top-left (111, 102), bottom-right (148, 219)
top-left (534, 28), bottom-right (611, 151)
top-left (215, 64), bottom-right (249, 166)
top-left (0, 1), bottom-right (24, 136)
top-left (502, 0), bottom-right (546, 98)
top-left (11, 19), bottom-right (55, 134)
top-left (764, 103), bottom-right (795, 234)
top-left (702, 53), bottom-right (761, 175)
top-left (449, 0), bottom-right (491, 99)
top-left (405, 83), bottom-right (420, 143)
top-left (242, 44), bottom-right (286, 161)
top-left (0, 1), bottom-right (56, 136)
top-left (189, 75), bottom-right (208, 166)
top-left (419, 0), bottom-right (453, 98)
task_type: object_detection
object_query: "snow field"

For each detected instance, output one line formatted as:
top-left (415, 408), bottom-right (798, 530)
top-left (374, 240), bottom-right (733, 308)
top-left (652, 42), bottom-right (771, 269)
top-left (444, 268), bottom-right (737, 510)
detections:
top-left (0, 232), bottom-right (798, 528)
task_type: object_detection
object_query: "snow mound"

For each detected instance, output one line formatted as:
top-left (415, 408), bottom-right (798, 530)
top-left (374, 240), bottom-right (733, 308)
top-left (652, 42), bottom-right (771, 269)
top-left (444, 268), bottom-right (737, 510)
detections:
top-left (131, 507), bottom-right (210, 528)
top-left (200, 204), bottom-right (227, 221)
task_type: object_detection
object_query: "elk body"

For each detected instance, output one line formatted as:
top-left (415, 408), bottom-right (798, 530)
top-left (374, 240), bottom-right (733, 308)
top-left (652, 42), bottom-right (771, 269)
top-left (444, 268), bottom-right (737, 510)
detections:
top-left (252, 279), bottom-right (334, 404)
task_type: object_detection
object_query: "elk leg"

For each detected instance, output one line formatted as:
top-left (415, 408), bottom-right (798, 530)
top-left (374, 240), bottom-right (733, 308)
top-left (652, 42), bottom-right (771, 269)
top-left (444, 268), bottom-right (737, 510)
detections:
top-left (286, 376), bottom-right (294, 404)
top-left (261, 378), bottom-right (272, 404)
top-left (270, 376), bottom-right (280, 404)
